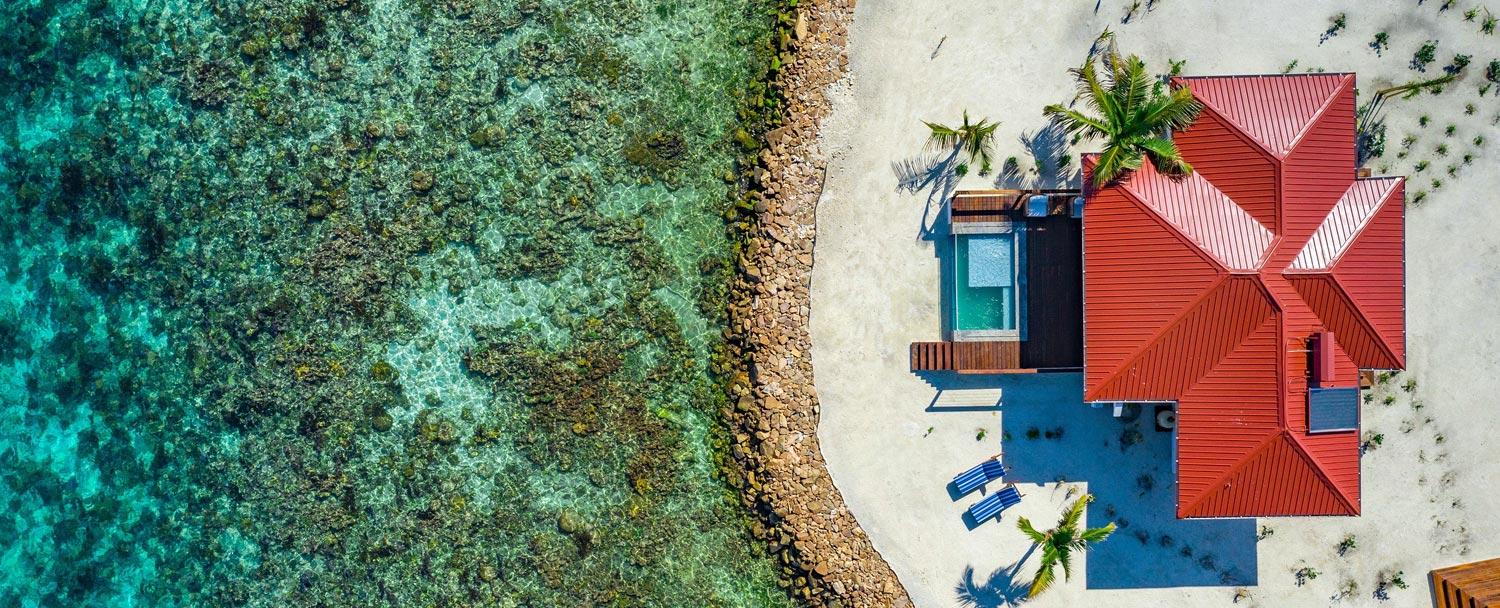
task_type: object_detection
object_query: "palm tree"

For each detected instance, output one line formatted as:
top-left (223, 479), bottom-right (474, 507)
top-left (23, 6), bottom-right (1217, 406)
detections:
top-left (1044, 32), bottom-right (1201, 187)
top-left (924, 111), bottom-right (1000, 175)
top-left (1015, 493), bottom-right (1116, 598)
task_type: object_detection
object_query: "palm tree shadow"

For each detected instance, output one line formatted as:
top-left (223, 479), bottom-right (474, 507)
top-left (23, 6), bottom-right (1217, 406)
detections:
top-left (892, 148), bottom-right (961, 239)
top-left (955, 545), bottom-right (1038, 607)
top-left (996, 122), bottom-right (1081, 190)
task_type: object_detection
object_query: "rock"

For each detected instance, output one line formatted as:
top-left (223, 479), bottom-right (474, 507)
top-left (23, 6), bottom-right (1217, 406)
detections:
top-left (410, 169), bottom-right (435, 193)
top-left (370, 411), bottom-right (393, 433)
top-left (558, 510), bottom-right (583, 535)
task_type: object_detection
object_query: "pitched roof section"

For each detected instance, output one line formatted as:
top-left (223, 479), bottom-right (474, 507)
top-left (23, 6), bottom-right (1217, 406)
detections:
top-left (1290, 178), bottom-right (1401, 270)
top-left (1083, 73), bottom-right (1406, 519)
top-left (1178, 73), bottom-right (1353, 159)
top-left (1122, 164), bottom-right (1275, 271)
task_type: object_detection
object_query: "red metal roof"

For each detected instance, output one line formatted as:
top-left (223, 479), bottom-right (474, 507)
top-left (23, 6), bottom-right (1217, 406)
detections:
top-left (1083, 74), bottom-right (1406, 518)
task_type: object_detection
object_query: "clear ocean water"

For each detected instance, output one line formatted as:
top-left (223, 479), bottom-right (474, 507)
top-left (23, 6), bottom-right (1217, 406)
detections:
top-left (0, 0), bottom-right (791, 605)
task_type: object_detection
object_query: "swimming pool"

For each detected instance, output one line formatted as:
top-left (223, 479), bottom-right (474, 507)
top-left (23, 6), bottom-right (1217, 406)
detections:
top-left (952, 226), bottom-right (1024, 338)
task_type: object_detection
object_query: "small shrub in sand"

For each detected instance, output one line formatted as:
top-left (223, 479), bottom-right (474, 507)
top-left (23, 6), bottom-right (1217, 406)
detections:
top-left (1483, 10), bottom-right (1497, 34)
top-left (1375, 569), bottom-right (1409, 600)
top-left (1445, 53), bottom-right (1473, 75)
top-left (1257, 525), bottom-right (1275, 541)
top-left (1337, 533), bottom-right (1358, 556)
top-left (1321, 13), bottom-right (1347, 43)
top-left (1295, 565), bottom-right (1321, 586)
top-left (1412, 41), bottom-right (1439, 71)
top-left (1370, 32), bottom-right (1390, 55)
top-left (1445, 124), bottom-right (1457, 136)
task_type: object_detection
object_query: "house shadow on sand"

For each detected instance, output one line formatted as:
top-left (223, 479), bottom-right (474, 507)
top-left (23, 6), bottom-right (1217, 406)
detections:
top-left (923, 372), bottom-right (1259, 593)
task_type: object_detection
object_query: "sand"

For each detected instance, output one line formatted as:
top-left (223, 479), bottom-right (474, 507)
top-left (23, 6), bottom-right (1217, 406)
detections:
top-left (810, 1), bottom-right (1500, 606)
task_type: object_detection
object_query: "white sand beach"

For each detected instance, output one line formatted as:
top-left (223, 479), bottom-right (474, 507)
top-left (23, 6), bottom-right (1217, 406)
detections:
top-left (811, 1), bottom-right (1500, 606)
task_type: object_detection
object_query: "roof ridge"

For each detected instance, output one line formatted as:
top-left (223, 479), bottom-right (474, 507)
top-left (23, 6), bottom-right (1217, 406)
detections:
top-left (1177, 431), bottom-right (1279, 516)
top-left (1323, 271), bottom-right (1405, 369)
top-left (1180, 430), bottom-right (1356, 517)
top-left (1284, 431), bottom-right (1360, 514)
top-left (1281, 74), bottom-right (1356, 159)
top-left (1183, 90), bottom-right (1281, 161)
top-left (1325, 177), bottom-right (1403, 270)
top-left (1114, 175), bottom-right (1228, 274)
top-left (1084, 275), bottom-right (1227, 401)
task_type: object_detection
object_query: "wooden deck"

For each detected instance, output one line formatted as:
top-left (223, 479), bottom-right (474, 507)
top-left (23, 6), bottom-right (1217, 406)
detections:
top-left (1020, 215), bottom-right (1083, 370)
top-left (910, 341), bottom-right (1024, 374)
top-left (910, 211), bottom-right (1083, 375)
top-left (1430, 556), bottom-right (1500, 608)
top-left (951, 189), bottom-right (1082, 223)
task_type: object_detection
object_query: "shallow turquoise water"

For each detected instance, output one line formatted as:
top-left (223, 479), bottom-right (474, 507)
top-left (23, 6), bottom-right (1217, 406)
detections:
top-left (0, 0), bottom-right (791, 605)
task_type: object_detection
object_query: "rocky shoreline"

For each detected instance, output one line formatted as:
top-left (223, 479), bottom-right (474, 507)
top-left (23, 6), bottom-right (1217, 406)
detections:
top-left (720, 0), bottom-right (913, 606)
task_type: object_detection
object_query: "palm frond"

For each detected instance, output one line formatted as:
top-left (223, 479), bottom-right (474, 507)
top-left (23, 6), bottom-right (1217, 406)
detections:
top-left (1059, 545), bottom-right (1077, 581)
top-left (1078, 523), bottom-right (1117, 544)
top-left (1045, 107), bottom-right (1110, 140)
top-left (1089, 144), bottom-right (1139, 187)
top-left (1139, 86), bottom-right (1202, 133)
top-left (1027, 561), bottom-right (1057, 598)
top-left (1137, 137), bottom-right (1193, 177)
top-left (1059, 495), bottom-right (1093, 530)
top-left (1016, 517), bottom-right (1047, 543)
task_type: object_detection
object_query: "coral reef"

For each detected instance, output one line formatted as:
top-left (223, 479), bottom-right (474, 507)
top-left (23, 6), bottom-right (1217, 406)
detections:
top-left (0, 0), bottom-right (802, 605)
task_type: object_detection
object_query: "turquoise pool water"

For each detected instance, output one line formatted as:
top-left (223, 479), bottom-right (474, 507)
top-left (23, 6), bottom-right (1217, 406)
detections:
top-left (0, 0), bottom-right (794, 606)
top-left (954, 233), bottom-right (1020, 332)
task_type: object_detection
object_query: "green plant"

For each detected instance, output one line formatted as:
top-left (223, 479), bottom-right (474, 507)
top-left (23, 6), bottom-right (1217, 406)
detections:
top-left (1447, 165), bottom-right (1459, 177)
top-left (1045, 31), bottom-right (1202, 187)
top-left (1282, 59), bottom-right (1300, 74)
top-left (1415, 160), bottom-right (1430, 171)
top-left (1483, 9), bottom-right (1497, 33)
top-left (1445, 123), bottom-right (1457, 136)
top-left (1463, 152), bottom-right (1474, 164)
top-left (1384, 394), bottom-right (1398, 405)
top-left (1412, 190), bottom-right (1428, 204)
top-left (924, 110), bottom-right (1001, 174)
top-left (1412, 40), bottom-right (1439, 71)
top-left (1370, 32), bottom-right (1390, 55)
top-left (1431, 177), bottom-right (1443, 189)
top-left (923, 426), bottom-right (934, 438)
top-left (975, 428), bottom-right (988, 441)
top-left (1257, 525), bottom-right (1275, 540)
top-left (1440, 0), bottom-right (1457, 10)
top-left (1446, 53), bottom-right (1473, 75)
top-left (1476, 134), bottom-right (1487, 146)
top-left (1017, 494), bottom-right (1117, 598)
top-left (1420, 114), bottom-right (1432, 127)
top-left (1437, 143), bottom-right (1450, 155)
top-left (1321, 12), bottom-right (1347, 43)
top-left (1295, 565), bottom-right (1321, 586)
top-left (1467, 103), bottom-right (1478, 115)
top-left (1467, 6), bottom-right (1481, 20)
top-left (1337, 533), bottom-right (1358, 556)
top-left (1488, 59), bottom-right (1500, 82)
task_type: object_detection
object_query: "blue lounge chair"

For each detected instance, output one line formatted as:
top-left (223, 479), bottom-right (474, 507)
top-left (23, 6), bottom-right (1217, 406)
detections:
top-left (951, 457), bottom-right (1006, 497)
top-left (966, 485), bottom-right (1022, 524)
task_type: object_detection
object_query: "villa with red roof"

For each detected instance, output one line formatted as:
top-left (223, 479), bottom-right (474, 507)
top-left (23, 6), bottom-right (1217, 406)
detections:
top-left (1082, 73), bottom-right (1406, 518)
top-left (910, 72), bottom-right (1406, 519)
